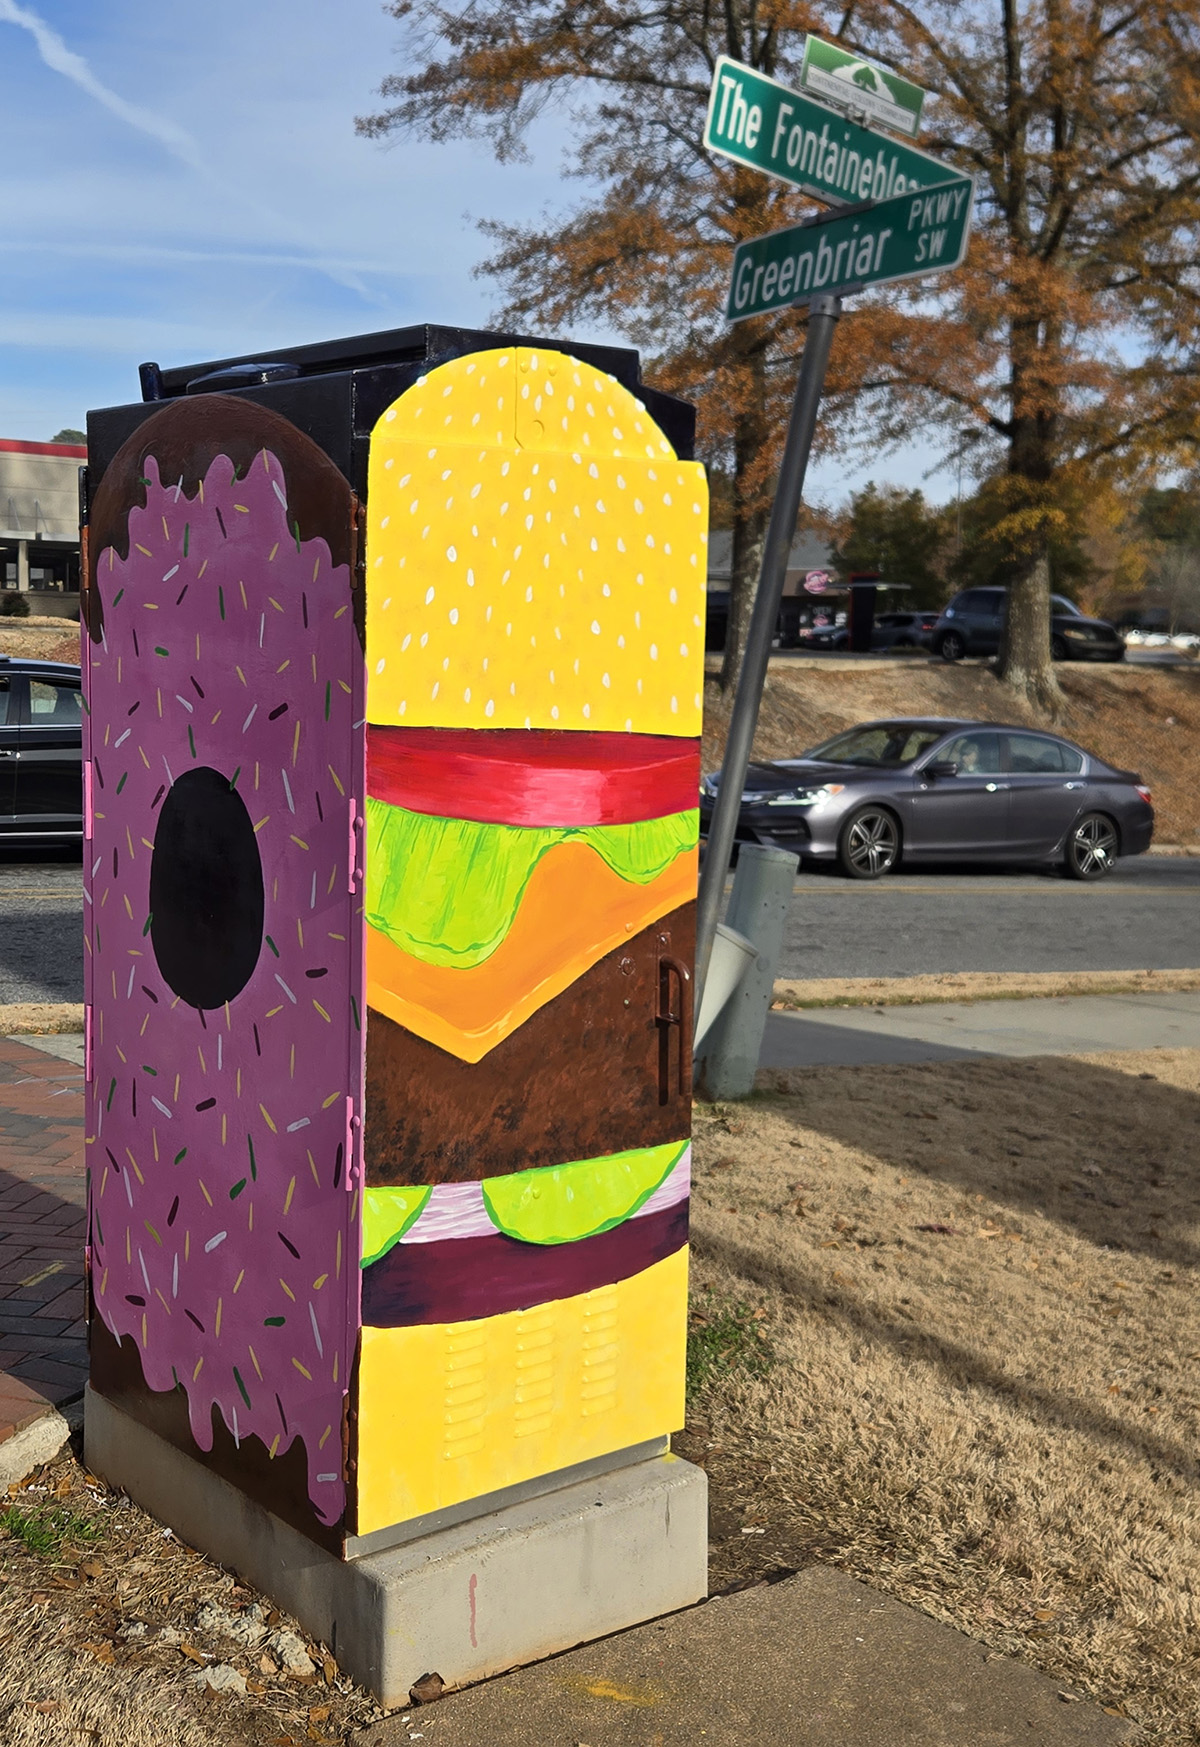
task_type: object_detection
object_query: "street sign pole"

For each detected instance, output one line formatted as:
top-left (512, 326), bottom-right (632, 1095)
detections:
top-left (695, 293), bottom-right (842, 1011)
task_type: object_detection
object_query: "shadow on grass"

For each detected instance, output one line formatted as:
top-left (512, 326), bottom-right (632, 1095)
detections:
top-left (755, 1053), bottom-right (1200, 1270)
top-left (695, 1221), bottom-right (1200, 1488)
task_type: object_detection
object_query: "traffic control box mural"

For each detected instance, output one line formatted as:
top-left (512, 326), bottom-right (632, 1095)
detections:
top-left (84, 337), bottom-right (706, 1550)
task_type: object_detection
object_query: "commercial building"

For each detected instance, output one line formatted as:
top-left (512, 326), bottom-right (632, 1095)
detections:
top-left (0, 437), bottom-right (86, 616)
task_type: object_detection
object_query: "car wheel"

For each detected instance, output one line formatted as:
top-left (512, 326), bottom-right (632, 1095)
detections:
top-left (1051, 634), bottom-right (1068, 661)
top-left (938, 630), bottom-right (965, 662)
top-left (838, 807), bottom-right (900, 880)
top-left (1064, 813), bottom-right (1118, 880)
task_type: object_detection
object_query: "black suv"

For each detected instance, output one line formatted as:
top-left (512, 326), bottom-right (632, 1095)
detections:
top-left (0, 658), bottom-right (83, 840)
top-left (933, 589), bottom-right (1124, 663)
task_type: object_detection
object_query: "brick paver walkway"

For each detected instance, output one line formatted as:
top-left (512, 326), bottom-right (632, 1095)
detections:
top-left (0, 1035), bottom-right (87, 1447)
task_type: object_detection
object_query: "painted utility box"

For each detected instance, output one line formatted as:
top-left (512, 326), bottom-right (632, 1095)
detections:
top-left (83, 329), bottom-right (706, 1556)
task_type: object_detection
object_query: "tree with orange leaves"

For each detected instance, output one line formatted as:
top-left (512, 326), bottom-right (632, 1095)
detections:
top-left (359, 0), bottom-right (1200, 710)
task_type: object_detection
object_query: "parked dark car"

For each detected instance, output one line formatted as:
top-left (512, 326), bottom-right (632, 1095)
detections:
top-left (871, 610), bottom-right (938, 651)
top-left (932, 588), bottom-right (1124, 662)
top-left (0, 658), bottom-right (83, 840)
top-left (699, 717), bottom-right (1153, 879)
top-left (796, 620), bottom-right (848, 650)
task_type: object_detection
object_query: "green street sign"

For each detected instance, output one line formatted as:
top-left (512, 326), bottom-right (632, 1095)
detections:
top-left (704, 56), bottom-right (962, 207)
top-left (800, 36), bottom-right (925, 138)
top-left (725, 177), bottom-right (975, 321)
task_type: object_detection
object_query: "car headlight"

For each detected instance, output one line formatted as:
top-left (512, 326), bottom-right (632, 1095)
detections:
top-left (1063, 626), bottom-right (1088, 638)
top-left (699, 773), bottom-right (719, 798)
top-left (766, 783), bottom-right (846, 808)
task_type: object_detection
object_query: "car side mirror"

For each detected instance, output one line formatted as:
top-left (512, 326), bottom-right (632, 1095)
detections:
top-left (924, 760), bottom-right (958, 779)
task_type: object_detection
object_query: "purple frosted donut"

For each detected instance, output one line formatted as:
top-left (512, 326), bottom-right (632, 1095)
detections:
top-left (85, 411), bottom-right (364, 1527)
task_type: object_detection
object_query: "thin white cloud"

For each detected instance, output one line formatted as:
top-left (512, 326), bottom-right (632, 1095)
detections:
top-left (4, 237), bottom-right (413, 278)
top-left (0, 0), bottom-right (204, 170)
top-left (0, 0), bottom-right (377, 300)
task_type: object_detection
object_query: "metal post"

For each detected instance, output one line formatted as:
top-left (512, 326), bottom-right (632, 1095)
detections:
top-left (698, 842), bottom-right (799, 1100)
top-left (695, 293), bottom-right (842, 1013)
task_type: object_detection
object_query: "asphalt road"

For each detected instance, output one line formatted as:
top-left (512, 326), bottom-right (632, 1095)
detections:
top-left (1, 848), bottom-right (1198, 1006)
top-left (0, 847), bottom-right (85, 1004)
top-left (779, 853), bottom-right (1200, 980)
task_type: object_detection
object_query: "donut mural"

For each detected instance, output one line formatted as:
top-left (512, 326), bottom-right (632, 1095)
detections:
top-left (83, 397), bottom-right (365, 1542)
top-left (355, 347), bottom-right (706, 1533)
top-left (84, 342), bottom-right (705, 1551)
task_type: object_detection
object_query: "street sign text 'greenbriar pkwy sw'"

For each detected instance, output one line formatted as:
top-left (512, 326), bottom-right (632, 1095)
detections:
top-left (725, 177), bottom-right (975, 321)
top-left (704, 55), bottom-right (964, 207)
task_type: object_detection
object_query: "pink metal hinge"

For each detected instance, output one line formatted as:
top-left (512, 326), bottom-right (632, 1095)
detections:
top-left (344, 1096), bottom-right (362, 1191)
top-left (347, 797), bottom-right (363, 894)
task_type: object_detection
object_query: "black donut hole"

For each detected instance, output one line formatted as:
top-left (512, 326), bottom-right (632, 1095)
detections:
top-left (150, 766), bottom-right (264, 1010)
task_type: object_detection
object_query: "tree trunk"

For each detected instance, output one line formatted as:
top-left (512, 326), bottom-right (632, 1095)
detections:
top-left (721, 515), bottom-right (766, 693)
top-left (998, 551), bottom-right (1063, 715)
top-left (719, 335), bottom-right (770, 694)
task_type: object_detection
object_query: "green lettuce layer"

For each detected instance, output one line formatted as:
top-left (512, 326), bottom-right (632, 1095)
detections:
top-left (365, 798), bottom-right (698, 970)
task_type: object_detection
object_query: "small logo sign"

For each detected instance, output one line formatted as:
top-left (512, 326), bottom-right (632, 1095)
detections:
top-left (800, 36), bottom-right (926, 138)
top-left (804, 570), bottom-right (831, 594)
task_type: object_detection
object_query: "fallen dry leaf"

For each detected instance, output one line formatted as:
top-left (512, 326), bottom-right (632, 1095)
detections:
top-left (179, 1642), bottom-right (208, 1665)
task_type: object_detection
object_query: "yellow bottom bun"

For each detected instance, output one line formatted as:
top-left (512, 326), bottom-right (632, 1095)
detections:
top-left (354, 1246), bottom-right (687, 1534)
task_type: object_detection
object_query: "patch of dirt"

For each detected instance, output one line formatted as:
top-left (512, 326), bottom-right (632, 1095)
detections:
top-left (773, 967), bottom-right (1200, 1009)
top-left (679, 1046), bottom-right (1200, 1743)
top-left (0, 1004), bottom-right (85, 1035)
top-left (0, 620), bottom-right (81, 664)
top-left (702, 659), bottom-right (1200, 847)
top-left (0, 1443), bottom-right (390, 1745)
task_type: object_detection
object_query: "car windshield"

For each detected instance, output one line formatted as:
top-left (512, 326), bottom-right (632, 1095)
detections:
top-left (1051, 595), bottom-right (1082, 616)
top-left (801, 724), bottom-right (947, 767)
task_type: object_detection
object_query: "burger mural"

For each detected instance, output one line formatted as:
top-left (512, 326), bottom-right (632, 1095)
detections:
top-left (83, 342), bottom-right (706, 1549)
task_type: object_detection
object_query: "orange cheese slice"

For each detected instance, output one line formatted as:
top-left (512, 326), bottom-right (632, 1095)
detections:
top-left (366, 837), bottom-right (697, 1062)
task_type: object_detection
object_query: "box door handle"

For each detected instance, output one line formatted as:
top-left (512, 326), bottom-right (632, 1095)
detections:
top-left (656, 954), bottom-right (693, 1106)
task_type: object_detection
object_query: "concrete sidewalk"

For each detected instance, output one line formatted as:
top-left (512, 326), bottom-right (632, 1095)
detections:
top-left (0, 1031), bottom-right (88, 1474)
top-left (762, 988), bottom-right (1200, 1069)
top-left (354, 1565), bottom-right (1131, 1746)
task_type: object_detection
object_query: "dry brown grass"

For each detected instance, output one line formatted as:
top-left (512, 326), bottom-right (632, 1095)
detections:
top-left (702, 658), bottom-right (1200, 846)
top-left (679, 1046), bottom-right (1200, 1743)
top-left (0, 1447), bottom-right (384, 1746)
top-left (0, 1003), bottom-right (85, 1035)
top-left (773, 967), bottom-right (1200, 1008)
top-left (0, 620), bottom-right (81, 665)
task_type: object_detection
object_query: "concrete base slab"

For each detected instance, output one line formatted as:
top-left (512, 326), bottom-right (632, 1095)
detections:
top-left (353, 1564), bottom-right (1133, 1746)
top-left (84, 1387), bottom-right (707, 1707)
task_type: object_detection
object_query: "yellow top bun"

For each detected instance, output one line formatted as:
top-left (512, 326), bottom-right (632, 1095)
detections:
top-left (365, 347), bottom-right (707, 736)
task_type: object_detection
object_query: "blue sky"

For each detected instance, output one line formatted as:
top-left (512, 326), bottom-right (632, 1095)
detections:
top-left (1, 0), bottom-right (951, 504)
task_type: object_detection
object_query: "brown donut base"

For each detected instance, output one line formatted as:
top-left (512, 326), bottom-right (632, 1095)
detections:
top-left (89, 1315), bottom-right (347, 1553)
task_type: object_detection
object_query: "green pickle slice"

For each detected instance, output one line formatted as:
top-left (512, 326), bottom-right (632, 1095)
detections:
top-left (481, 1140), bottom-right (687, 1246)
top-left (361, 1185), bottom-right (432, 1267)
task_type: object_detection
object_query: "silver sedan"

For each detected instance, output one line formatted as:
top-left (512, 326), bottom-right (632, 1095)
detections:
top-left (698, 718), bottom-right (1155, 880)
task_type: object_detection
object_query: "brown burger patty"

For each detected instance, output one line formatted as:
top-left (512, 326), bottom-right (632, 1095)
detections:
top-left (364, 904), bottom-right (695, 1184)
